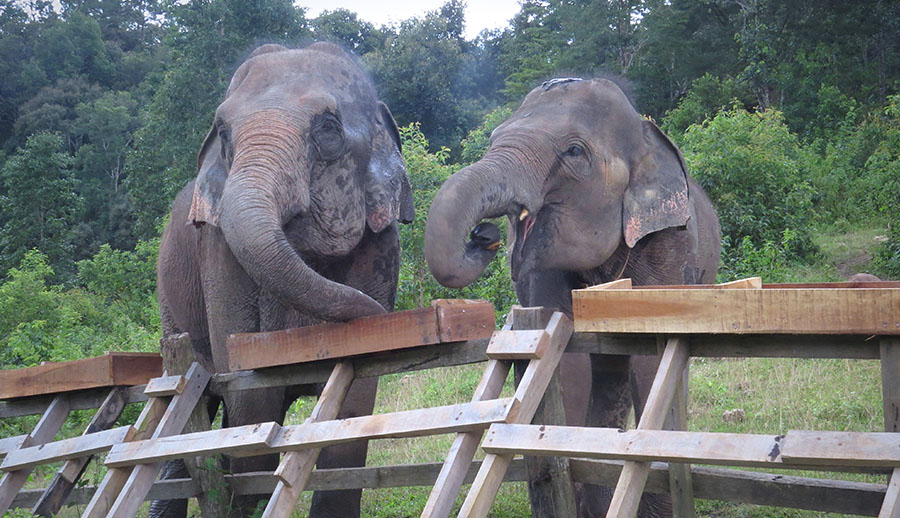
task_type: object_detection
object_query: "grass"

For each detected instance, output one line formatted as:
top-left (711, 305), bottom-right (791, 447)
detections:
top-left (9, 223), bottom-right (889, 517)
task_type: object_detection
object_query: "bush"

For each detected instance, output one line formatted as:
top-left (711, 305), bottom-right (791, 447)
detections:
top-left (660, 74), bottom-right (753, 142)
top-left (0, 248), bottom-right (159, 369)
top-left (396, 124), bottom-right (516, 322)
top-left (459, 105), bottom-right (513, 165)
top-left (680, 106), bottom-right (819, 266)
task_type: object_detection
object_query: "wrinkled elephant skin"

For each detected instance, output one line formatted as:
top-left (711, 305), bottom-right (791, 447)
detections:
top-left (425, 78), bottom-right (721, 518)
top-left (156, 42), bottom-right (413, 518)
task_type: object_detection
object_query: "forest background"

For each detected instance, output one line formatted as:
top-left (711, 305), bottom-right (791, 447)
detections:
top-left (0, 0), bottom-right (898, 382)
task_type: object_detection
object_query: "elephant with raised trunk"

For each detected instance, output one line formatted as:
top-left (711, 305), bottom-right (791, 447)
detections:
top-left (156, 42), bottom-right (413, 518)
top-left (425, 77), bottom-right (720, 517)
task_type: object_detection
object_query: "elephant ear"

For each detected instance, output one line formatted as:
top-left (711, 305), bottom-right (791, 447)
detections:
top-left (622, 120), bottom-right (691, 248)
top-left (365, 101), bottom-right (415, 233)
top-left (188, 126), bottom-right (227, 227)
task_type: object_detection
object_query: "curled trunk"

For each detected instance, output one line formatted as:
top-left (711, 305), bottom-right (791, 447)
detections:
top-left (219, 160), bottom-right (385, 322)
top-left (425, 160), bottom-right (519, 288)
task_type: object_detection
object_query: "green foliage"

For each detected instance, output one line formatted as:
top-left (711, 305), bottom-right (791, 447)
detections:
top-left (458, 105), bottom-right (512, 165)
top-left (0, 248), bottom-right (159, 369)
top-left (0, 132), bottom-right (83, 276)
top-left (396, 124), bottom-right (516, 321)
top-left (867, 95), bottom-right (900, 278)
top-left (681, 106), bottom-right (819, 266)
top-left (76, 238), bottom-right (159, 327)
top-left (660, 74), bottom-right (752, 141)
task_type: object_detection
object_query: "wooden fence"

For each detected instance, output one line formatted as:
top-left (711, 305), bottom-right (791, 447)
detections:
top-left (1, 281), bottom-right (899, 517)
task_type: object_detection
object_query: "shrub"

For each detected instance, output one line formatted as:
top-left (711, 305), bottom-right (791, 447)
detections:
top-left (396, 124), bottom-right (516, 322)
top-left (680, 106), bottom-right (819, 266)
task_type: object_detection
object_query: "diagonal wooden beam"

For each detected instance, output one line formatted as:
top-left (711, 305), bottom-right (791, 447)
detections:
top-left (421, 311), bottom-right (516, 518)
top-left (0, 395), bottom-right (70, 514)
top-left (32, 387), bottom-right (127, 517)
top-left (80, 362), bottom-right (210, 518)
top-left (607, 336), bottom-right (689, 518)
top-left (262, 361), bottom-right (355, 518)
top-left (456, 311), bottom-right (573, 518)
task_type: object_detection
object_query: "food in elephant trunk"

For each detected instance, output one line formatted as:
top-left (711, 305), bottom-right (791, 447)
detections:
top-left (156, 42), bottom-right (413, 518)
top-left (425, 77), bottom-right (721, 518)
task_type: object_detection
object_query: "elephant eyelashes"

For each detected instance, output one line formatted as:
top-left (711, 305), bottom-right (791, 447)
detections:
top-left (312, 114), bottom-right (345, 162)
top-left (563, 144), bottom-right (584, 158)
top-left (216, 122), bottom-right (233, 164)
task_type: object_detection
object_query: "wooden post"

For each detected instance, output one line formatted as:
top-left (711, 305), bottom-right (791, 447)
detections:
top-left (0, 395), bottom-right (70, 514)
top-left (663, 337), bottom-right (695, 518)
top-left (262, 361), bottom-right (354, 518)
top-left (160, 332), bottom-right (230, 518)
top-left (421, 312), bottom-right (515, 518)
top-left (457, 311), bottom-right (574, 518)
top-left (880, 337), bottom-right (900, 518)
top-left (606, 336), bottom-right (690, 518)
top-left (512, 308), bottom-right (577, 518)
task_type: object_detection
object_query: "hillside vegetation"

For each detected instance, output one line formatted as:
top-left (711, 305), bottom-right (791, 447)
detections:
top-left (0, 1), bottom-right (898, 516)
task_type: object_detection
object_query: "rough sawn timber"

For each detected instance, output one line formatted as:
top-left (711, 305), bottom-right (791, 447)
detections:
top-left (573, 282), bottom-right (900, 335)
top-left (0, 352), bottom-right (162, 400)
top-left (227, 299), bottom-right (495, 371)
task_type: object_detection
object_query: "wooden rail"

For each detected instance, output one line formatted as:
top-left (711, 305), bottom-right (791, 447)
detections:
top-left (3, 286), bottom-right (900, 517)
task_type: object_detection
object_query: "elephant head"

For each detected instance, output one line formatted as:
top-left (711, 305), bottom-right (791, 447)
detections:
top-left (188, 43), bottom-right (413, 321)
top-left (425, 78), bottom-right (690, 287)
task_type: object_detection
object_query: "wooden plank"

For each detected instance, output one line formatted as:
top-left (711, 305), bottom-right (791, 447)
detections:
top-left (143, 374), bottom-right (186, 397)
top-left (457, 312), bottom-right (574, 518)
top-left (573, 286), bottom-right (900, 335)
top-left (568, 333), bottom-right (881, 359)
top-left (570, 459), bottom-right (886, 516)
top-left (32, 387), bottom-right (127, 517)
top-left (781, 430), bottom-right (900, 467)
top-left (432, 299), bottom-right (496, 342)
top-left (106, 398), bottom-right (516, 468)
top-left (263, 362), bottom-right (355, 518)
top-left (607, 336), bottom-right (690, 517)
top-left (422, 311), bottom-right (515, 518)
top-left (485, 330), bottom-right (549, 359)
top-left (82, 362), bottom-right (210, 518)
top-left (480, 424), bottom-right (900, 471)
top-left (109, 352), bottom-right (166, 386)
top-left (6, 461), bottom-right (890, 516)
top-left (880, 468), bottom-right (900, 518)
top-left (0, 385), bottom-right (148, 419)
top-left (0, 436), bottom-right (26, 460)
top-left (883, 337), bottom-right (900, 432)
top-left (1, 425), bottom-right (133, 472)
top-left (715, 277), bottom-right (762, 289)
top-left (584, 278), bottom-right (633, 290)
top-left (213, 338), bottom-right (491, 394)
top-left (0, 395), bottom-right (70, 514)
top-left (0, 352), bottom-right (161, 400)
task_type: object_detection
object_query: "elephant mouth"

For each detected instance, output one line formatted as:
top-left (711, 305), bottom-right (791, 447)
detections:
top-left (510, 205), bottom-right (540, 281)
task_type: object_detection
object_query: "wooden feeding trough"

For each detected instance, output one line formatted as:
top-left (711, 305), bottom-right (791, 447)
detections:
top-left (480, 277), bottom-right (900, 518)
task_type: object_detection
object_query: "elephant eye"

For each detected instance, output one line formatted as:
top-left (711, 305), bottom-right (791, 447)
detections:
top-left (312, 113), bottom-right (346, 162)
top-left (563, 144), bottom-right (584, 158)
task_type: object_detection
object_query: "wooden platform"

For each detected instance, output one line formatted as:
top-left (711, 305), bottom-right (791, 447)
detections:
top-left (573, 279), bottom-right (900, 335)
top-left (227, 299), bottom-right (495, 371)
top-left (0, 352), bottom-right (162, 400)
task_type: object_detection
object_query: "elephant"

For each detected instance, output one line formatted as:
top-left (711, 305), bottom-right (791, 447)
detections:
top-left (155, 42), bottom-right (414, 518)
top-left (424, 77), bottom-right (721, 517)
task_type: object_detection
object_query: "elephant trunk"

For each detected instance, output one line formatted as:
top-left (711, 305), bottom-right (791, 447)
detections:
top-left (425, 158), bottom-right (522, 288)
top-left (219, 137), bottom-right (385, 322)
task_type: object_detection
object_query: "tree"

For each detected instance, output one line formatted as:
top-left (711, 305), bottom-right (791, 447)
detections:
top-left (0, 132), bottom-right (83, 276)
top-left (310, 8), bottom-right (382, 55)
top-left (125, 0), bottom-right (310, 237)
top-left (366, 0), bottom-right (478, 153)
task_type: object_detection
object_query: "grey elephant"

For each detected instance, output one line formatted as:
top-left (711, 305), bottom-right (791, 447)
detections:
top-left (156, 42), bottom-right (413, 517)
top-left (424, 78), bottom-right (720, 517)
